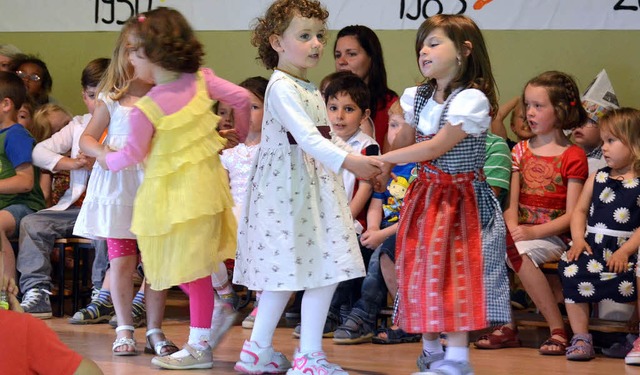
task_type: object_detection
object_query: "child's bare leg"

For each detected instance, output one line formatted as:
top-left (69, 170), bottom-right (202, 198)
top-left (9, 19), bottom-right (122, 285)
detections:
top-left (518, 256), bottom-right (566, 350)
top-left (566, 303), bottom-right (589, 334)
top-left (0, 212), bottom-right (17, 282)
top-left (110, 253), bottom-right (136, 353)
top-left (546, 274), bottom-right (564, 304)
top-left (144, 283), bottom-right (174, 355)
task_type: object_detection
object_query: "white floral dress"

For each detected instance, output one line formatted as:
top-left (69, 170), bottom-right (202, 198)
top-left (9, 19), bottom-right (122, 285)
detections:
top-left (233, 70), bottom-right (365, 291)
top-left (559, 167), bottom-right (640, 303)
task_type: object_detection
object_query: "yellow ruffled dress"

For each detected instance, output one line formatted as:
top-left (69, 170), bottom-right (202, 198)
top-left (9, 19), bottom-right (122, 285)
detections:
top-left (131, 72), bottom-right (237, 291)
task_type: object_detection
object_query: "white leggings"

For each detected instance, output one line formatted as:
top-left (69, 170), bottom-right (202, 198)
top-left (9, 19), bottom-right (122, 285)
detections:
top-left (250, 284), bottom-right (337, 353)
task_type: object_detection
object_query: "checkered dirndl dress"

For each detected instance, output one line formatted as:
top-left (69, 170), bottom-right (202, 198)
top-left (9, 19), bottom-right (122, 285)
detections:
top-left (394, 85), bottom-right (511, 333)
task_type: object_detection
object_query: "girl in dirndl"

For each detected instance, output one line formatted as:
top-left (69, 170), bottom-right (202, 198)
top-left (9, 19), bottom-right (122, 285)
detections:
top-left (376, 14), bottom-right (510, 375)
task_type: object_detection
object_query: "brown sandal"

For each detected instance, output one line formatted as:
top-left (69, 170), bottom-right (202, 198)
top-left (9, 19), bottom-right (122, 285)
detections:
top-left (539, 328), bottom-right (568, 355)
top-left (474, 325), bottom-right (521, 349)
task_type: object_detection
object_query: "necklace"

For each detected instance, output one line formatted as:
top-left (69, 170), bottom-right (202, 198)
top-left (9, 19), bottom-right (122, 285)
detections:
top-left (275, 68), bottom-right (309, 82)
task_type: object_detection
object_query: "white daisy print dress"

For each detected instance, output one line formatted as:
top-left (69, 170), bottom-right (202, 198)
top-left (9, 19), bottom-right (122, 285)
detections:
top-left (559, 167), bottom-right (640, 303)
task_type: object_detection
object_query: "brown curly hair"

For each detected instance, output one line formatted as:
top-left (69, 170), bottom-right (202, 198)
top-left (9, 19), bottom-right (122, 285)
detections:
top-left (524, 71), bottom-right (587, 131)
top-left (251, 0), bottom-right (328, 70)
top-left (125, 7), bottom-right (203, 74)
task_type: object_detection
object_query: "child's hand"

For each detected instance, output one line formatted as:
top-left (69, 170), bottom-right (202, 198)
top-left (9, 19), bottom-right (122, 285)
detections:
top-left (565, 239), bottom-right (591, 262)
top-left (219, 129), bottom-right (239, 149)
top-left (96, 146), bottom-right (111, 170)
top-left (343, 154), bottom-right (383, 180)
top-left (74, 152), bottom-right (96, 171)
top-left (1, 275), bottom-right (22, 312)
top-left (607, 251), bottom-right (631, 274)
top-left (360, 228), bottom-right (385, 250)
top-left (372, 160), bottom-right (394, 192)
top-left (509, 225), bottom-right (536, 242)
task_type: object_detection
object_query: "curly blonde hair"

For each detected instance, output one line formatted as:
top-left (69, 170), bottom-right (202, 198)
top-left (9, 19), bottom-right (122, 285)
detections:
top-left (251, 0), bottom-right (328, 70)
top-left (599, 107), bottom-right (640, 176)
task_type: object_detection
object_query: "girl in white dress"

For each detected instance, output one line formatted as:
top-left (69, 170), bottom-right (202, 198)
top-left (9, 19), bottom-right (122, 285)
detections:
top-left (233, 1), bottom-right (382, 374)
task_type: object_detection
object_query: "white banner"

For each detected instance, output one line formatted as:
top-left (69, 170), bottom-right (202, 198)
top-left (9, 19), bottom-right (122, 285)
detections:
top-left (1, 0), bottom-right (640, 32)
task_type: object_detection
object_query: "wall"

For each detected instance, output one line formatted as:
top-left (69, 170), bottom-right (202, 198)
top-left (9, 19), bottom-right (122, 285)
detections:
top-left (2, 29), bottom-right (639, 117)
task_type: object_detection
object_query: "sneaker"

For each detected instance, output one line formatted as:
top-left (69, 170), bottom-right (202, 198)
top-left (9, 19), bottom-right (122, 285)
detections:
top-left (218, 289), bottom-right (239, 310)
top-left (416, 351), bottom-right (446, 372)
top-left (109, 301), bottom-right (147, 328)
top-left (20, 288), bottom-right (52, 319)
top-left (68, 290), bottom-right (114, 324)
top-left (603, 334), bottom-right (637, 358)
top-left (625, 337), bottom-right (640, 365)
top-left (413, 359), bottom-right (473, 375)
top-left (151, 343), bottom-right (213, 370)
top-left (293, 312), bottom-right (339, 339)
top-left (242, 306), bottom-right (258, 329)
top-left (287, 349), bottom-right (347, 375)
top-left (210, 293), bottom-right (238, 350)
top-left (285, 306), bottom-right (301, 320)
top-left (234, 340), bottom-right (291, 374)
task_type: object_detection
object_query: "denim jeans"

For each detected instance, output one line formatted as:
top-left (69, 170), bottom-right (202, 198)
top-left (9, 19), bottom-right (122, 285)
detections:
top-left (17, 208), bottom-right (108, 292)
top-left (347, 234), bottom-right (396, 326)
top-left (329, 239), bottom-right (374, 320)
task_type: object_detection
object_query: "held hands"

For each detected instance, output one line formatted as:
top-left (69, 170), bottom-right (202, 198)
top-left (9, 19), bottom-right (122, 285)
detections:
top-left (607, 251), bottom-right (631, 274)
top-left (72, 152), bottom-right (95, 171)
top-left (371, 158), bottom-right (393, 192)
top-left (343, 154), bottom-right (383, 180)
top-left (1, 275), bottom-right (22, 312)
top-left (565, 238), bottom-right (592, 262)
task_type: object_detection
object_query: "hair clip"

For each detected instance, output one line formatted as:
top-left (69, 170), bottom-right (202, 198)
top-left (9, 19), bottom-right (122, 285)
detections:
top-left (570, 101), bottom-right (576, 106)
top-left (137, 14), bottom-right (146, 23)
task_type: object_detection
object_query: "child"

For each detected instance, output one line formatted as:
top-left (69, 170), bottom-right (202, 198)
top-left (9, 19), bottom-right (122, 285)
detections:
top-left (232, 1), bottom-right (382, 373)
top-left (213, 100), bottom-right (234, 131)
top-left (17, 58), bottom-right (109, 320)
top-left (216, 76), bottom-right (268, 334)
top-left (98, 7), bottom-right (251, 369)
top-left (73, 35), bottom-right (157, 357)
top-left (0, 71), bottom-right (45, 283)
top-left (491, 96), bottom-right (534, 149)
top-left (476, 71), bottom-right (588, 356)
top-left (320, 70), bottom-right (373, 137)
top-left (558, 107), bottom-right (640, 362)
top-left (376, 15), bottom-right (510, 374)
top-left (17, 96), bottom-right (34, 128)
top-left (29, 104), bottom-right (73, 207)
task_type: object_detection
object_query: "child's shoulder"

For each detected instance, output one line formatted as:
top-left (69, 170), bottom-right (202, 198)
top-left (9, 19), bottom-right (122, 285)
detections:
top-left (1, 123), bottom-right (32, 139)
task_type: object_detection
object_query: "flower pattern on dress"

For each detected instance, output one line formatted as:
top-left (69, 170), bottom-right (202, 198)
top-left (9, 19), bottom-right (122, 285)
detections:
top-left (599, 187), bottom-right (615, 204)
top-left (560, 252), bottom-right (568, 262)
top-left (586, 259), bottom-right (603, 273)
top-left (595, 171), bottom-right (608, 183)
top-left (593, 222), bottom-right (607, 244)
top-left (578, 282), bottom-right (595, 297)
top-left (563, 264), bottom-right (578, 277)
top-left (603, 248), bottom-right (613, 262)
top-left (589, 203), bottom-right (594, 217)
top-left (613, 207), bottom-right (631, 224)
top-left (623, 178), bottom-right (639, 189)
top-left (619, 281), bottom-right (634, 297)
top-left (521, 157), bottom-right (561, 194)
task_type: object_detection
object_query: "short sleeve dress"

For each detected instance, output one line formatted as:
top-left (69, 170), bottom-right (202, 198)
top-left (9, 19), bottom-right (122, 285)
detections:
top-left (233, 70), bottom-right (365, 291)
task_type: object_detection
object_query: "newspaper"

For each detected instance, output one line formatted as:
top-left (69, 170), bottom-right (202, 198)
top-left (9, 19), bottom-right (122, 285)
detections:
top-left (581, 69), bottom-right (619, 123)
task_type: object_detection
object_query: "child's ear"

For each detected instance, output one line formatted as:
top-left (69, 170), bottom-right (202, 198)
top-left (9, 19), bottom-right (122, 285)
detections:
top-left (269, 34), bottom-right (284, 53)
top-left (0, 97), bottom-right (14, 113)
top-left (461, 41), bottom-right (473, 58)
top-left (363, 108), bottom-right (371, 121)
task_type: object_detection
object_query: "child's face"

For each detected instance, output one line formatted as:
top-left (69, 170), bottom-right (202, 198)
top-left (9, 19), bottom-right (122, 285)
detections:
top-left (334, 35), bottom-right (372, 82)
top-left (0, 55), bottom-right (12, 72)
top-left (17, 62), bottom-right (44, 96)
top-left (523, 84), bottom-right (557, 136)
top-left (82, 86), bottom-right (98, 115)
top-left (216, 102), bottom-right (234, 130)
top-left (417, 28), bottom-right (460, 84)
top-left (17, 104), bottom-right (32, 127)
top-left (327, 92), bottom-right (368, 141)
top-left (387, 113), bottom-right (406, 146)
top-left (127, 34), bottom-right (154, 84)
top-left (510, 101), bottom-right (533, 141)
top-left (49, 110), bottom-right (72, 135)
top-left (247, 92), bottom-right (264, 133)
top-left (601, 129), bottom-right (632, 171)
top-left (572, 120), bottom-right (602, 151)
top-left (275, 15), bottom-right (325, 76)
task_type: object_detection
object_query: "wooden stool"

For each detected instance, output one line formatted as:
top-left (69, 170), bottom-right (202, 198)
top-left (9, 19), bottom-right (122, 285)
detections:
top-left (53, 237), bottom-right (95, 317)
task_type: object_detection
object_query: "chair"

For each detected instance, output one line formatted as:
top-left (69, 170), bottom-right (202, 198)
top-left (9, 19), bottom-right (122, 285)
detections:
top-left (52, 237), bottom-right (95, 317)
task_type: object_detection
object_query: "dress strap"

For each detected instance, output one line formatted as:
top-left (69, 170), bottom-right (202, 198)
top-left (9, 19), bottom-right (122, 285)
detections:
top-left (135, 96), bottom-right (165, 126)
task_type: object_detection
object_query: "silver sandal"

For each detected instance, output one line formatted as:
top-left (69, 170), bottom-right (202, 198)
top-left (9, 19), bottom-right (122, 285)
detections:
top-left (144, 328), bottom-right (178, 357)
top-left (113, 325), bottom-right (138, 356)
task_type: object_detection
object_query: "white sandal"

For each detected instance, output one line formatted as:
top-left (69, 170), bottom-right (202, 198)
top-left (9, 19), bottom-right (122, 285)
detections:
top-left (113, 325), bottom-right (138, 356)
top-left (145, 328), bottom-right (179, 357)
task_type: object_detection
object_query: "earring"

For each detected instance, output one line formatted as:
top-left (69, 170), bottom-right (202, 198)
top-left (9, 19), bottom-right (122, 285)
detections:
top-left (457, 57), bottom-right (461, 66)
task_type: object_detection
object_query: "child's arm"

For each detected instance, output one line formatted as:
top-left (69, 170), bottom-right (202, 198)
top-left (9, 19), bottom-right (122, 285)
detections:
top-left (102, 108), bottom-right (154, 171)
top-left (349, 181), bottom-right (372, 219)
top-left (503, 171), bottom-right (521, 231)
top-left (79, 100), bottom-right (110, 158)
top-left (490, 96), bottom-right (519, 139)
top-left (0, 163), bottom-right (34, 194)
top-left (204, 69), bottom-right (251, 143)
top-left (40, 172), bottom-right (52, 207)
top-left (566, 173), bottom-right (594, 262)
top-left (379, 121), bottom-right (467, 165)
top-left (361, 222), bottom-right (397, 250)
top-left (33, 117), bottom-right (91, 172)
top-left (608, 228), bottom-right (640, 274)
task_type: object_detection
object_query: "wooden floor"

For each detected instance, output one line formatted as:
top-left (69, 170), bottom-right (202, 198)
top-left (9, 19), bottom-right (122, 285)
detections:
top-left (45, 294), bottom-right (640, 375)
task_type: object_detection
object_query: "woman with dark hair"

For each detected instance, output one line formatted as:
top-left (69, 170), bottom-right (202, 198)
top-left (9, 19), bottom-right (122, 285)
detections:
top-left (14, 55), bottom-right (53, 107)
top-left (334, 25), bottom-right (398, 153)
